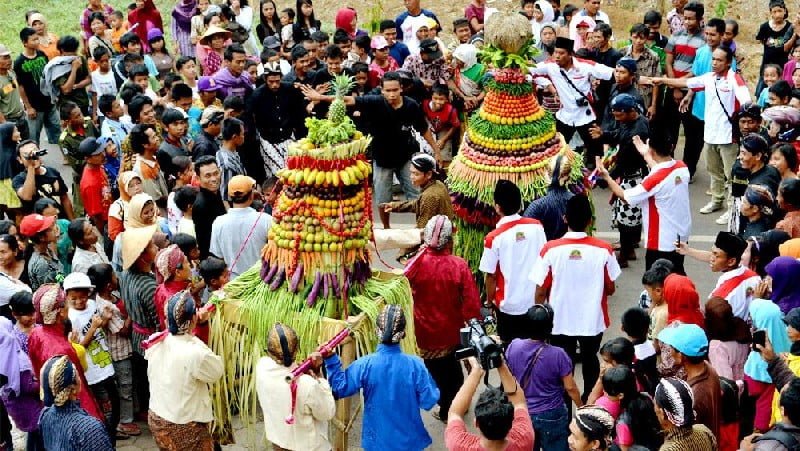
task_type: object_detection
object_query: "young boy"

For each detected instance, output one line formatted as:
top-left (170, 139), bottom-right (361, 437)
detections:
top-left (109, 10), bottom-right (129, 53)
top-left (90, 47), bottom-right (118, 120)
top-left (521, 0), bottom-right (536, 21)
top-left (157, 108), bottom-right (191, 183)
top-left (453, 19), bottom-right (473, 46)
top-left (64, 271), bottom-right (120, 441)
top-left (380, 19), bottom-right (411, 67)
top-left (60, 100), bottom-right (99, 205)
top-left (423, 85), bottom-right (460, 167)
top-left (758, 64), bottom-right (782, 107)
top-left (621, 307), bottom-right (658, 395)
top-left (53, 36), bottom-right (92, 118)
top-left (279, 8), bottom-right (296, 56)
top-left (199, 256), bottom-right (230, 305)
top-left (126, 64), bottom-right (159, 104)
top-left (174, 185), bottom-right (198, 238)
top-left (99, 95), bottom-right (130, 151)
top-left (78, 138), bottom-right (113, 233)
top-left (195, 76), bottom-right (224, 109)
top-left (723, 19), bottom-right (746, 68)
top-left (640, 258), bottom-right (673, 341)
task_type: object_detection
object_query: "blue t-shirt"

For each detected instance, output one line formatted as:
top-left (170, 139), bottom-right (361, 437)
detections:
top-left (506, 339), bottom-right (573, 415)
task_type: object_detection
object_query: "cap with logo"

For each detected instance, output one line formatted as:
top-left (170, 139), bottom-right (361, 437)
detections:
top-left (19, 214), bottom-right (56, 237)
top-left (198, 76), bottom-right (223, 92)
top-left (419, 39), bottom-right (442, 60)
top-left (200, 106), bottom-right (225, 126)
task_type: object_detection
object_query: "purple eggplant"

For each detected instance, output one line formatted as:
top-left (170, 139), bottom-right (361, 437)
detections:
top-left (330, 273), bottom-right (340, 297)
top-left (269, 268), bottom-right (286, 291)
top-left (260, 263), bottom-right (271, 283)
top-left (306, 272), bottom-right (323, 307)
top-left (289, 264), bottom-right (304, 293)
top-left (264, 263), bottom-right (279, 284)
top-left (322, 273), bottom-right (330, 299)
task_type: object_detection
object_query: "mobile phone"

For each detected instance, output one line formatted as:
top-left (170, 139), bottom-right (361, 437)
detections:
top-left (752, 329), bottom-right (767, 352)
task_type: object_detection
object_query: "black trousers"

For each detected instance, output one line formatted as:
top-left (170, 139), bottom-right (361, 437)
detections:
top-left (645, 249), bottom-right (686, 276)
top-left (131, 352), bottom-right (149, 416)
top-left (550, 333), bottom-right (604, 402)
top-left (662, 91), bottom-right (704, 176)
top-left (90, 376), bottom-right (120, 445)
top-left (424, 352), bottom-right (464, 421)
top-left (556, 119), bottom-right (603, 162)
top-left (618, 224), bottom-right (641, 254)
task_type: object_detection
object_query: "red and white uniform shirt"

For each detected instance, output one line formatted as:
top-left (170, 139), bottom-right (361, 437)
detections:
top-left (623, 159), bottom-right (692, 252)
top-left (686, 69), bottom-right (751, 144)
top-left (530, 232), bottom-right (622, 336)
top-left (479, 215), bottom-right (547, 315)
top-left (710, 266), bottom-right (760, 320)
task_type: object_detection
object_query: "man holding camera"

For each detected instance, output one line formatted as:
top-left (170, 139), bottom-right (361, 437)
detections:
top-left (445, 355), bottom-right (534, 450)
top-left (12, 139), bottom-right (74, 219)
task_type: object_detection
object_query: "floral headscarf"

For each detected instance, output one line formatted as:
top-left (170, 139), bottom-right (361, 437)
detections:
top-left (40, 355), bottom-right (78, 407)
top-left (155, 244), bottom-right (186, 284)
top-left (376, 304), bottom-right (406, 344)
top-left (167, 290), bottom-right (196, 335)
top-left (33, 284), bottom-right (65, 325)
top-left (655, 378), bottom-right (695, 427)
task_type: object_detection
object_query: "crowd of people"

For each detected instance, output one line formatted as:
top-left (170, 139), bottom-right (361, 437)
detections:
top-left (3, 0), bottom-right (800, 450)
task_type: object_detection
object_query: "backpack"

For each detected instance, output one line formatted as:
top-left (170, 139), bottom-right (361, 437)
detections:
top-left (752, 423), bottom-right (800, 450)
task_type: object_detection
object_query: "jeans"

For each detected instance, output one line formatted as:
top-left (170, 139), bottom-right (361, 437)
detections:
top-left (372, 160), bottom-right (419, 205)
top-left (25, 106), bottom-right (60, 146)
top-left (89, 375), bottom-right (120, 445)
top-left (550, 333), bottom-right (604, 401)
top-left (113, 358), bottom-right (134, 423)
top-left (705, 142), bottom-right (739, 204)
top-left (530, 404), bottom-right (570, 451)
top-left (423, 353), bottom-right (463, 421)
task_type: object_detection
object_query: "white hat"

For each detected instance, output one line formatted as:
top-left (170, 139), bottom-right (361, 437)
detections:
top-left (62, 272), bottom-right (95, 291)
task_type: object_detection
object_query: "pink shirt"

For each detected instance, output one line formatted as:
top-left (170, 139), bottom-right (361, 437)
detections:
top-left (708, 340), bottom-right (749, 381)
top-left (445, 408), bottom-right (534, 450)
top-left (595, 395), bottom-right (621, 420)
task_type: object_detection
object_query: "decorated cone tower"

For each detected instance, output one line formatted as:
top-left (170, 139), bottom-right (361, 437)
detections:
top-left (208, 76), bottom-right (415, 444)
top-left (447, 11), bottom-right (590, 273)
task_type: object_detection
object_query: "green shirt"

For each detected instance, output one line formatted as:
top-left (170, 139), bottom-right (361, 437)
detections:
top-left (0, 71), bottom-right (24, 119)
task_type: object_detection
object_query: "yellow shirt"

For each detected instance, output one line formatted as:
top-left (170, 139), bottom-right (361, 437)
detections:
top-left (772, 353), bottom-right (800, 426)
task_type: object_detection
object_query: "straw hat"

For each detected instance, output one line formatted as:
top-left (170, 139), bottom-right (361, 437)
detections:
top-left (121, 224), bottom-right (158, 270)
top-left (200, 25), bottom-right (231, 45)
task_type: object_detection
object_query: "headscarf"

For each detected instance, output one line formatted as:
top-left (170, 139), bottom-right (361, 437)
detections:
top-left (411, 153), bottom-right (437, 174)
top-left (406, 15), bottom-right (431, 54)
top-left (423, 215), bottom-right (453, 251)
top-left (334, 7), bottom-right (358, 39)
top-left (40, 355), bottom-right (78, 407)
top-left (766, 256), bottom-right (800, 314)
top-left (266, 323), bottom-right (299, 366)
top-left (172, 0), bottom-right (197, 31)
top-left (0, 317), bottom-right (32, 398)
top-left (166, 290), bottom-right (196, 335)
top-left (744, 185), bottom-right (775, 217)
top-left (128, 0), bottom-right (164, 52)
top-left (117, 171), bottom-right (141, 203)
top-left (574, 405), bottom-right (614, 448)
top-left (121, 224), bottom-right (158, 270)
top-left (154, 244), bottom-right (186, 284)
top-left (535, 0), bottom-right (555, 23)
top-left (452, 44), bottom-right (478, 70)
top-left (704, 297), bottom-right (751, 343)
top-left (779, 237), bottom-right (800, 258)
top-left (376, 304), bottom-right (406, 344)
top-left (0, 123), bottom-right (19, 179)
top-left (763, 105), bottom-right (800, 127)
top-left (654, 378), bottom-right (695, 427)
top-left (664, 274), bottom-right (704, 327)
top-left (744, 298), bottom-right (792, 382)
top-left (569, 16), bottom-right (596, 51)
top-left (535, 22), bottom-right (557, 61)
top-left (125, 193), bottom-right (156, 229)
top-left (32, 284), bottom-right (65, 326)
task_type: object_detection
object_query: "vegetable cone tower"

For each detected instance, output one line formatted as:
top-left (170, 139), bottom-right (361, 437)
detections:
top-left (447, 11), bottom-right (589, 272)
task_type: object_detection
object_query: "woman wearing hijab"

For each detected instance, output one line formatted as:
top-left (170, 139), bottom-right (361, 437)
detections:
top-left (145, 290), bottom-right (222, 451)
top-left (449, 44), bottom-right (486, 114)
top-left (28, 13), bottom-right (60, 60)
top-left (530, 0), bottom-right (555, 40)
top-left (27, 285), bottom-right (104, 422)
top-left (172, 0), bottom-right (198, 57)
top-left (0, 317), bottom-right (43, 450)
top-left (153, 245), bottom-right (205, 342)
top-left (38, 355), bottom-right (113, 450)
top-left (404, 215), bottom-right (481, 422)
top-left (744, 298), bottom-right (792, 433)
top-left (765, 256), bottom-right (800, 314)
top-left (656, 273), bottom-right (703, 379)
top-left (0, 124), bottom-right (21, 219)
top-left (128, 0), bottom-right (164, 53)
top-left (524, 155), bottom-right (574, 240)
top-left (108, 172), bottom-right (144, 241)
top-left (534, 22), bottom-right (558, 63)
top-left (112, 193), bottom-right (159, 273)
top-left (567, 405), bottom-right (615, 451)
top-left (705, 298), bottom-right (751, 381)
top-left (334, 7), bottom-right (367, 40)
top-left (653, 378), bottom-right (717, 449)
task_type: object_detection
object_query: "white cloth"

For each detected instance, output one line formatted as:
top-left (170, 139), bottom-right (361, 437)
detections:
top-left (68, 300), bottom-right (115, 385)
top-left (0, 272), bottom-right (30, 307)
top-left (529, 59), bottom-right (614, 126)
top-left (711, 266), bottom-right (761, 320)
top-left (479, 215), bottom-right (547, 315)
top-left (685, 69), bottom-right (751, 144)
top-left (146, 333), bottom-right (223, 424)
top-left (623, 159), bottom-right (692, 252)
top-left (530, 232), bottom-right (621, 336)
top-left (255, 357), bottom-right (336, 451)
top-left (71, 245), bottom-right (109, 274)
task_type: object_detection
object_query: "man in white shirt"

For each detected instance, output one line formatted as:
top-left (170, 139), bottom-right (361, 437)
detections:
top-left (479, 180), bottom-right (547, 343)
top-left (530, 37), bottom-right (614, 162)
top-left (597, 135), bottom-right (691, 274)
top-left (531, 195), bottom-right (621, 400)
top-left (209, 175), bottom-right (271, 277)
top-left (644, 46), bottom-right (750, 217)
top-left (572, 0), bottom-right (611, 26)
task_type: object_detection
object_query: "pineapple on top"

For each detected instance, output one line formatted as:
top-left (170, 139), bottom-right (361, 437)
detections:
top-left (308, 45), bottom-right (355, 118)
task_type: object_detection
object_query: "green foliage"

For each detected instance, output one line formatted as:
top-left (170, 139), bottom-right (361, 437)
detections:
top-left (305, 116), bottom-right (357, 146)
top-left (485, 77), bottom-right (534, 96)
top-left (478, 41), bottom-right (539, 72)
top-left (714, 0), bottom-right (729, 18)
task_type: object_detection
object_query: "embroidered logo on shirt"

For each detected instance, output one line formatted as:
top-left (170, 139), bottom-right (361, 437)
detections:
top-left (569, 250), bottom-right (582, 260)
top-left (674, 175), bottom-right (683, 185)
top-left (515, 231), bottom-right (526, 241)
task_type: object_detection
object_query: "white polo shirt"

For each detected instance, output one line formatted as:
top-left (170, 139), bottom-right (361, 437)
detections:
top-left (530, 232), bottom-right (621, 336)
top-left (479, 215), bottom-right (547, 315)
top-left (530, 58), bottom-right (614, 127)
top-left (685, 69), bottom-right (750, 144)
top-left (710, 266), bottom-right (760, 320)
top-left (623, 159), bottom-right (692, 252)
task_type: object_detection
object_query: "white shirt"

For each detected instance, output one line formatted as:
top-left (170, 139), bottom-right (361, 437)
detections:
top-left (710, 266), bottom-right (760, 320)
top-left (146, 334), bottom-right (223, 424)
top-left (210, 207), bottom-right (272, 277)
top-left (68, 300), bottom-right (115, 385)
top-left (530, 232), bottom-right (621, 336)
top-left (71, 245), bottom-right (109, 274)
top-left (255, 357), bottom-right (336, 451)
top-left (623, 159), bottom-right (692, 252)
top-left (90, 70), bottom-right (118, 117)
top-left (479, 215), bottom-right (547, 315)
top-left (685, 70), bottom-right (750, 144)
top-left (0, 271), bottom-right (30, 307)
top-left (573, 10), bottom-right (611, 26)
top-left (530, 58), bottom-right (614, 126)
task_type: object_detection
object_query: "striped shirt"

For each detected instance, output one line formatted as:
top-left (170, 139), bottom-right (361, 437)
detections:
top-left (39, 401), bottom-right (113, 451)
top-left (665, 30), bottom-right (705, 78)
top-left (120, 269), bottom-right (158, 356)
top-left (660, 424), bottom-right (717, 451)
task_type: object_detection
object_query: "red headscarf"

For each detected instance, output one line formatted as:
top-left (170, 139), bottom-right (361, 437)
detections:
top-left (127, 0), bottom-right (163, 52)
top-left (335, 7), bottom-right (358, 39)
top-left (664, 274), bottom-right (704, 327)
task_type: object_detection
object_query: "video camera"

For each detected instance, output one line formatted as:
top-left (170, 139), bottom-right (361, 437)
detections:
top-left (455, 316), bottom-right (503, 370)
top-left (25, 149), bottom-right (48, 161)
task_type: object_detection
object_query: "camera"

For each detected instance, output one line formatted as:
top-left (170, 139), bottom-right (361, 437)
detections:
top-left (576, 97), bottom-right (589, 108)
top-left (455, 316), bottom-right (503, 370)
top-left (25, 149), bottom-right (48, 161)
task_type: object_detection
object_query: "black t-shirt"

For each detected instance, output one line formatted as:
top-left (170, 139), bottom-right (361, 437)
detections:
top-left (193, 187), bottom-right (227, 259)
top-left (12, 166), bottom-right (68, 216)
top-left (354, 95), bottom-right (428, 169)
top-left (756, 21), bottom-right (794, 67)
top-left (13, 52), bottom-right (51, 112)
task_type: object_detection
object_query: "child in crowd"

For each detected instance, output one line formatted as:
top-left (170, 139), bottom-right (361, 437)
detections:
top-left (90, 47), bottom-right (119, 117)
top-left (587, 337), bottom-right (635, 404)
top-left (109, 10), bottom-right (129, 53)
top-left (199, 256), bottom-right (230, 306)
top-left (453, 19), bottom-right (473, 47)
top-left (68, 217), bottom-right (108, 275)
top-left (174, 185), bottom-right (198, 238)
top-left (78, 138), bottom-right (113, 234)
top-left (621, 307), bottom-right (659, 395)
top-left (640, 259), bottom-right (673, 341)
top-left (758, 64), bottom-right (782, 107)
top-left (423, 85), bottom-right (461, 168)
top-left (280, 8), bottom-right (296, 55)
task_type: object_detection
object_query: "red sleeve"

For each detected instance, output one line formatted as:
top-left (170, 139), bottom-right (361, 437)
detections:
top-left (444, 418), bottom-right (481, 450)
top-left (80, 172), bottom-right (103, 217)
top-left (108, 216), bottom-right (123, 241)
top-left (506, 408), bottom-right (535, 447)
top-left (449, 106), bottom-right (461, 129)
top-left (27, 332), bottom-right (43, 376)
top-left (460, 261), bottom-right (482, 323)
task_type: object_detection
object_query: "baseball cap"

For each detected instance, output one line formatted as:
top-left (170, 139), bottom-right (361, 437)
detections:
top-left (262, 61), bottom-right (282, 76)
top-left (198, 76), bottom-right (222, 93)
top-left (161, 108), bottom-right (187, 126)
top-left (228, 175), bottom-right (256, 197)
top-left (147, 28), bottom-right (164, 42)
top-left (62, 272), bottom-right (95, 291)
top-left (0, 45), bottom-right (10, 57)
top-left (610, 93), bottom-right (639, 112)
top-left (262, 35), bottom-right (281, 49)
top-left (19, 214), bottom-right (56, 237)
top-left (370, 35), bottom-right (389, 50)
top-left (658, 323), bottom-right (709, 357)
top-left (419, 39), bottom-right (442, 59)
top-left (78, 137), bottom-right (105, 158)
top-left (785, 307), bottom-right (800, 330)
top-left (200, 106), bottom-right (224, 126)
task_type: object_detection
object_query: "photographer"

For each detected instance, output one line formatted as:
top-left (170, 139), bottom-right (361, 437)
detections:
top-left (12, 140), bottom-right (74, 219)
top-left (444, 356), bottom-right (534, 450)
